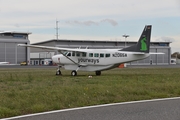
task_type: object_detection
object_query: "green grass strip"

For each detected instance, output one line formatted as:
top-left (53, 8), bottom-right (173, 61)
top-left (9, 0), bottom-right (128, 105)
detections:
top-left (0, 68), bottom-right (180, 118)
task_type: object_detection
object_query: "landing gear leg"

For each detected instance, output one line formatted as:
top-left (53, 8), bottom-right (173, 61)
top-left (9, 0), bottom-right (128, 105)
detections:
top-left (95, 71), bottom-right (101, 76)
top-left (71, 65), bottom-right (81, 76)
top-left (56, 66), bottom-right (62, 75)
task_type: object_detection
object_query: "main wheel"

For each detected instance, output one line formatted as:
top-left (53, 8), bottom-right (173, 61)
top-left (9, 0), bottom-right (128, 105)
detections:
top-left (71, 70), bottom-right (77, 76)
top-left (56, 70), bottom-right (61, 75)
top-left (95, 71), bottom-right (101, 76)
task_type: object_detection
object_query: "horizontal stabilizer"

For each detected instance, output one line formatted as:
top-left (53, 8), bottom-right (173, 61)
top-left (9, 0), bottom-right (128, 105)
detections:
top-left (149, 52), bottom-right (164, 54)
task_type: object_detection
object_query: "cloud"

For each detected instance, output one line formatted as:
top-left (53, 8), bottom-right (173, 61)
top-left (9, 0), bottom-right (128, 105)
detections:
top-left (101, 19), bottom-right (118, 26)
top-left (155, 37), bottom-right (175, 42)
top-left (65, 19), bottom-right (118, 26)
top-left (65, 20), bottom-right (98, 26)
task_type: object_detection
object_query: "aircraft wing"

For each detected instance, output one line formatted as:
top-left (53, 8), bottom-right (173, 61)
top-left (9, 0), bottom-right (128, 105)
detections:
top-left (18, 44), bottom-right (89, 53)
top-left (18, 44), bottom-right (88, 66)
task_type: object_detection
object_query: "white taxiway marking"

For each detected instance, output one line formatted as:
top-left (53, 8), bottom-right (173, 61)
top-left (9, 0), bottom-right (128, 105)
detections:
top-left (2, 97), bottom-right (180, 120)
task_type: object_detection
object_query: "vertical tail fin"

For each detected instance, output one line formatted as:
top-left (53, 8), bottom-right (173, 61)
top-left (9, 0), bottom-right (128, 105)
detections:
top-left (120, 25), bottom-right (152, 53)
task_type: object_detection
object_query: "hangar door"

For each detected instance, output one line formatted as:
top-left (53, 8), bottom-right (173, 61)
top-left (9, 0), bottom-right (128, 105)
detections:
top-left (0, 43), bottom-right (5, 62)
top-left (17, 44), bottom-right (27, 64)
top-left (6, 43), bottom-right (16, 64)
top-left (0, 43), bottom-right (27, 64)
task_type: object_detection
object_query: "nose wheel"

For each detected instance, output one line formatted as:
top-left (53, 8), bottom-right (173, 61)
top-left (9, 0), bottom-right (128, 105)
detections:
top-left (56, 66), bottom-right (62, 75)
top-left (56, 70), bottom-right (61, 75)
top-left (71, 70), bottom-right (77, 76)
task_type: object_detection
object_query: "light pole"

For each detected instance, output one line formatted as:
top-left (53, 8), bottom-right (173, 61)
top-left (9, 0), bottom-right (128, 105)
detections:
top-left (122, 34), bottom-right (129, 47)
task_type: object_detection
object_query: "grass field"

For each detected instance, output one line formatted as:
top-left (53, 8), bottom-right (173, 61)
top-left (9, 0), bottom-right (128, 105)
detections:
top-left (0, 67), bottom-right (180, 118)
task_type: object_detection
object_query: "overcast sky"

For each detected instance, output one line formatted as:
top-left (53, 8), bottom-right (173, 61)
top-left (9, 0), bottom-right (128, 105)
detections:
top-left (0, 0), bottom-right (180, 52)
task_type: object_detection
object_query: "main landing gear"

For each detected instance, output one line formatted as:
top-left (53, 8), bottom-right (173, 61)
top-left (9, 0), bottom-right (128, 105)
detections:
top-left (71, 70), bottom-right (77, 76)
top-left (56, 66), bottom-right (102, 76)
top-left (71, 66), bottom-right (81, 76)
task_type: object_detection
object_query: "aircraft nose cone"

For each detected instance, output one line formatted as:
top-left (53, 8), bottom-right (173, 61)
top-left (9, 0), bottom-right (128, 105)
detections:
top-left (52, 56), bottom-right (56, 63)
top-left (52, 55), bottom-right (61, 64)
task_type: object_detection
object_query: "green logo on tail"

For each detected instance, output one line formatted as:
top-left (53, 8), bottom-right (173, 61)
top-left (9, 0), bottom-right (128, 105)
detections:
top-left (140, 37), bottom-right (147, 51)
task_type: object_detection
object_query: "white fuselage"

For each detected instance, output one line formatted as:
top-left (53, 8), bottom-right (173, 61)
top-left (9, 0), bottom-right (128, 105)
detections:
top-left (52, 49), bottom-right (150, 71)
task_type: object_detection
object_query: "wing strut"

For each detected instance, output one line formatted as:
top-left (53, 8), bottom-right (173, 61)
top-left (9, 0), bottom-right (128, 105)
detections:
top-left (58, 51), bottom-right (79, 65)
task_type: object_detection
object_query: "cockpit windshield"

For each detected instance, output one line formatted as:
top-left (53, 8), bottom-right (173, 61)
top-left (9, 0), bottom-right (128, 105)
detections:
top-left (63, 51), bottom-right (69, 56)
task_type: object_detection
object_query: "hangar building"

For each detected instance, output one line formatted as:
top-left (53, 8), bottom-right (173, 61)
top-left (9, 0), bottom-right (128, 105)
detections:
top-left (30, 39), bottom-right (171, 65)
top-left (0, 31), bottom-right (31, 64)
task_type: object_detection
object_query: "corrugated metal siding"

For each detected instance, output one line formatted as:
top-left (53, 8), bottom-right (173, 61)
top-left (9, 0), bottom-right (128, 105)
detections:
top-left (0, 43), bottom-right (5, 62)
top-left (17, 46), bottom-right (26, 64)
top-left (6, 43), bottom-right (16, 64)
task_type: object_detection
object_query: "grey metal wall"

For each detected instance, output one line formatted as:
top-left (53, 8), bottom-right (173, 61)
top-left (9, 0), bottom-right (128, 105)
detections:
top-left (17, 45), bottom-right (27, 64)
top-left (0, 42), bottom-right (28, 64)
top-left (0, 43), bottom-right (5, 62)
top-left (0, 32), bottom-right (30, 64)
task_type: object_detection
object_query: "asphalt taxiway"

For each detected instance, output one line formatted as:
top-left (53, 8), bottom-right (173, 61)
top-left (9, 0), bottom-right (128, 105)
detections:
top-left (3, 97), bottom-right (180, 120)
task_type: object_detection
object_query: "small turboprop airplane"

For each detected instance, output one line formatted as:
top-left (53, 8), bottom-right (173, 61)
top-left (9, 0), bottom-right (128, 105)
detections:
top-left (18, 25), bottom-right (161, 76)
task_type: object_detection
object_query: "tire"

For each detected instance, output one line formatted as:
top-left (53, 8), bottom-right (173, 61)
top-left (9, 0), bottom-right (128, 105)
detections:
top-left (56, 70), bottom-right (61, 75)
top-left (71, 70), bottom-right (77, 76)
top-left (95, 71), bottom-right (101, 76)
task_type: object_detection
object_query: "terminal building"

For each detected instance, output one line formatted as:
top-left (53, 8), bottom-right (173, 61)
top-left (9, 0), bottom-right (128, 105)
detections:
top-left (30, 39), bottom-right (172, 65)
top-left (0, 31), bottom-right (31, 64)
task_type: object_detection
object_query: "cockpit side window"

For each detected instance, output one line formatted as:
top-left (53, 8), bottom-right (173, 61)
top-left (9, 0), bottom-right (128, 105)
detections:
top-left (67, 52), bottom-right (71, 56)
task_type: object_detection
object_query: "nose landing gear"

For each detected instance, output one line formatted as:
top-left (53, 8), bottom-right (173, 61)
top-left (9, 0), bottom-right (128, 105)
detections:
top-left (56, 66), bottom-right (62, 75)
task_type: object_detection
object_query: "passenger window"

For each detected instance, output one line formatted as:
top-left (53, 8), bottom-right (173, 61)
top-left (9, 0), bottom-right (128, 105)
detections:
top-left (105, 53), bottom-right (110, 57)
top-left (82, 52), bottom-right (86, 57)
top-left (100, 53), bottom-right (104, 58)
top-left (76, 52), bottom-right (80, 57)
top-left (94, 53), bottom-right (99, 57)
top-left (89, 53), bottom-right (93, 57)
top-left (72, 51), bottom-right (75, 56)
